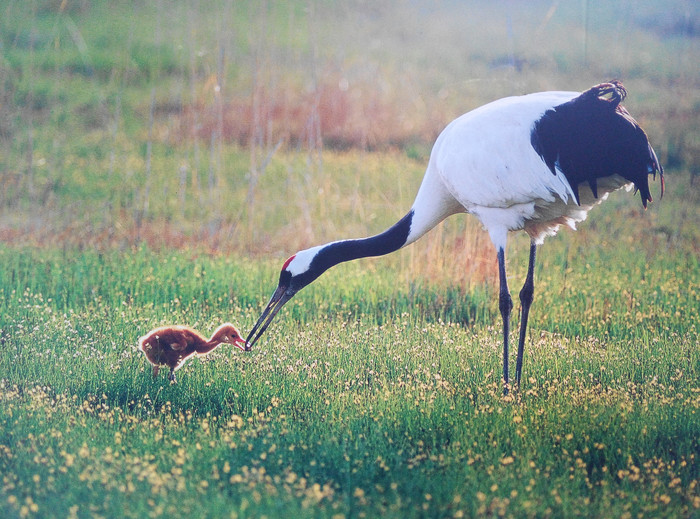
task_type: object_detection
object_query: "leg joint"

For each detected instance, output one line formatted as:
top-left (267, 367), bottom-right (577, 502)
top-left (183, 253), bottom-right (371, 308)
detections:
top-left (519, 282), bottom-right (534, 306)
top-left (499, 288), bottom-right (513, 317)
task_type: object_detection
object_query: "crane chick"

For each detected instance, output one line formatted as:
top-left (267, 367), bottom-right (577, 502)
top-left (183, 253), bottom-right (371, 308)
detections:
top-left (139, 323), bottom-right (246, 383)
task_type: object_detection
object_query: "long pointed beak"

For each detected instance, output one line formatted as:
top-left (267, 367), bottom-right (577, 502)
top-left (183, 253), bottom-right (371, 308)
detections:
top-left (233, 338), bottom-right (247, 351)
top-left (245, 284), bottom-right (296, 351)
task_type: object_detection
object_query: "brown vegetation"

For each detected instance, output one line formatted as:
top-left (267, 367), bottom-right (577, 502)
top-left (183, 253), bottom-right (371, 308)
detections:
top-left (175, 70), bottom-right (448, 151)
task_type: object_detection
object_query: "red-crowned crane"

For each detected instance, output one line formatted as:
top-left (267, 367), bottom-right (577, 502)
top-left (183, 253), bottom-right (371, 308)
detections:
top-left (245, 81), bottom-right (664, 391)
top-left (139, 323), bottom-right (246, 382)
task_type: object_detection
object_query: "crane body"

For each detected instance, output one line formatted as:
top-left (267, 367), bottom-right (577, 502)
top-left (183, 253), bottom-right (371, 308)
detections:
top-left (245, 81), bottom-right (664, 391)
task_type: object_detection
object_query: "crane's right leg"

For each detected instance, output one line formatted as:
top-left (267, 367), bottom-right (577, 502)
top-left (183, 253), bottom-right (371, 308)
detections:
top-left (497, 247), bottom-right (513, 394)
top-left (515, 242), bottom-right (537, 387)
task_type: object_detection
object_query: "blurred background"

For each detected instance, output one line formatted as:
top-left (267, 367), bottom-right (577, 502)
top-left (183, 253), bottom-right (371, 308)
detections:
top-left (1, 0), bottom-right (697, 264)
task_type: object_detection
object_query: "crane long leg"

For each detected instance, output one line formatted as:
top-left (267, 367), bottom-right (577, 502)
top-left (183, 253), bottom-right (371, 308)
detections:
top-left (516, 242), bottom-right (537, 388)
top-left (497, 247), bottom-right (513, 393)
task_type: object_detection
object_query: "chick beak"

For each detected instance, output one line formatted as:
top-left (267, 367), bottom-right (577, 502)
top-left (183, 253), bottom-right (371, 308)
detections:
top-left (233, 337), bottom-right (247, 351)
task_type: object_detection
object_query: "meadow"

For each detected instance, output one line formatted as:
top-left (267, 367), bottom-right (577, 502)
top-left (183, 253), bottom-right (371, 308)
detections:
top-left (1, 1), bottom-right (699, 518)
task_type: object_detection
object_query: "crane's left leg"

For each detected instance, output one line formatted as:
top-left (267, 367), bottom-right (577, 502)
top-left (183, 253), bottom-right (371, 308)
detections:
top-left (497, 247), bottom-right (513, 393)
top-left (515, 241), bottom-right (537, 387)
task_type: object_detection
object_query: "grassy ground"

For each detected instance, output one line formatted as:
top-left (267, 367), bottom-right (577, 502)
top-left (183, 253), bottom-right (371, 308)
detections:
top-left (1, 1), bottom-right (699, 518)
top-left (0, 193), bottom-right (698, 518)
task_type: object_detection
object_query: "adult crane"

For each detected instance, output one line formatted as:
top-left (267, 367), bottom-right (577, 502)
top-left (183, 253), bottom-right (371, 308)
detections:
top-left (245, 81), bottom-right (664, 391)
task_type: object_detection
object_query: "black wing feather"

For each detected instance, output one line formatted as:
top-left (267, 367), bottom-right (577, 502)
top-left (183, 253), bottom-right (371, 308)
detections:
top-left (530, 81), bottom-right (663, 207)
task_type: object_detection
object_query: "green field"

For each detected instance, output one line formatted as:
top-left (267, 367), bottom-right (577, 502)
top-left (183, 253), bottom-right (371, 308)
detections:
top-left (1, 1), bottom-right (699, 518)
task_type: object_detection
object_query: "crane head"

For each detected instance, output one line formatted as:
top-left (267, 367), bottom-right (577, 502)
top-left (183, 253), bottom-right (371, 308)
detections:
top-left (245, 249), bottom-right (323, 350)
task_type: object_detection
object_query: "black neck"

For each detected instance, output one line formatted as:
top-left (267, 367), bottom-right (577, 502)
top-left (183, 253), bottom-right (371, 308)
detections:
top-left (310, 210), bottom-right (414, 277)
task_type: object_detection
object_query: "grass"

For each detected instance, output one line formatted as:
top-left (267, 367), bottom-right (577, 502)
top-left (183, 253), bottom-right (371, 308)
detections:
top-left (0, 185), bottom-right (698, 517)
top-left (1, 1), bottom-right (699, 517)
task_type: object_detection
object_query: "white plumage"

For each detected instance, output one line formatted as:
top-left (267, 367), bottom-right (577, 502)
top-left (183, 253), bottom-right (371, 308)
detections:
top-left (246, 81), bottom-right (664, 392)
top-left (410, 91), bottom-right (630, 251)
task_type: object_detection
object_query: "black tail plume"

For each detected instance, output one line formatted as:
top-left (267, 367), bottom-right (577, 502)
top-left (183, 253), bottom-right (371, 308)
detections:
top-left (531, 80), bottom-right (664, 208)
